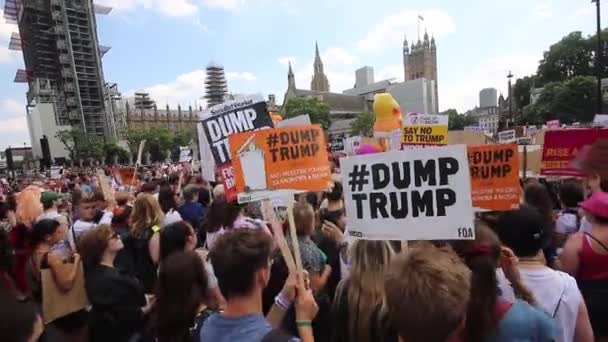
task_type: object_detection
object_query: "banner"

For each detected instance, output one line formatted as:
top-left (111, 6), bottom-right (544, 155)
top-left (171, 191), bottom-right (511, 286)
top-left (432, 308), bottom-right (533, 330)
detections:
top-left (468, 144), bottom-right (521, 211)
top-left (402, 125), bottom-right (448, 145)
top-left (201, 98), bottom-right (274, 165)
top-left (179, 146), bottom-right (192, 162)
top-left (229, 124), bottom-right (332, 193)
top-left (593, 114), bottom-right (608, 127)
top-left (113, 167), bottom-right (137, 186)
top-left (340, 146), bottom-right (475, 241)
top-left (498, 130), bottom-right (516, 143)
top-left (403, 113), bottom-right (449, 126)
top-left (541, 128), bottom-right (608, 176)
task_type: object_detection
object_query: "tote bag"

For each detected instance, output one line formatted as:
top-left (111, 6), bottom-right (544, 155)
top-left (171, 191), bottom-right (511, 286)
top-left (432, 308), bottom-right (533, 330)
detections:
top-left (41, 261), bottom-right (89, 324)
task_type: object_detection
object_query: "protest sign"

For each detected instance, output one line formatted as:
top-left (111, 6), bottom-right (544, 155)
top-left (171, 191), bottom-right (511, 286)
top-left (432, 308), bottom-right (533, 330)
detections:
top-left (276, 114), bottom-right (311, 128)
top-left (136, 140), bottom-right (146, 166)
top-left (498, 130), bottom-right (516, 143)
top-left (114, 167), bottom-right (137, 186)
top-left (464, 125), bottom-right (484, 132)
top-left (178, 146), bottom-right (192, 163)
top-left (200, 98), bottom-right (274, 165)
top-left (229, 124), bottom-right (332, 194)
top-left (217, 163), bottom-right (238, 201)
top-left (197, 123), bottom-right (216, 182)
top-left (340, 146), bottom-right (475, 241)
top-left (593, 114), bottom-right (608, 127)
top-left (467, 144), bottom-right (521, 211)
top-left (541, 128), bottom-right (608, 176)
top-left (329, 134), bottom-right (346, 152)
top-left (50, 166), bottom-right (62, 180)
top-left (402, 125), bottom-right (448, 145)
top-left (402, 112), bottom-right (449, 146)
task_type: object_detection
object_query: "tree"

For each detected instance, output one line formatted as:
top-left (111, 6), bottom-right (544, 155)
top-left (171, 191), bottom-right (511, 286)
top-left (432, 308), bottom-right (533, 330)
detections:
top-left (125, 128), bottom-right (147, 161)
top-left (55, 129), bottom-right (77, 160)
top-left (284, 97), bottom-right (331, 130)
top-left (349, 112), bottom-right (374, 137)
top-left (537, 32), bottom-right (595, 85)
top-left (145, 127), bottom-right (173, 162)
top-left (443, 109), bottom-right (477, 130)
top-left (103, 143), bottom-right (130, 165)
top-left (526, 76), bottom-right (598, 124)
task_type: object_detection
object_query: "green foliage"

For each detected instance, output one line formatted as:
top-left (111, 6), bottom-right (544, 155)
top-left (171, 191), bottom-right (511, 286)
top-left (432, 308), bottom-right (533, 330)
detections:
top-left (537, 32), bottom-right (596, 85)
top-left (124, 127), bottom-right (194, 163)
top-left (103, 143), bottom-right (130, 164)
top-left (524, 76), bottom-right (598, 124)
top-left (350, 112), bottom-right (374, 137)
top-left (284, 97), bottom-right (331, 130)
top-left (443, 109), bottom-right (477, 130)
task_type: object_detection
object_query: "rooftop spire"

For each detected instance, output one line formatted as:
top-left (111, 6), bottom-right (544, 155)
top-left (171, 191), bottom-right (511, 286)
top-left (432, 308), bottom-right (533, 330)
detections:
top-left (315, 41), bottom-right (320, 58)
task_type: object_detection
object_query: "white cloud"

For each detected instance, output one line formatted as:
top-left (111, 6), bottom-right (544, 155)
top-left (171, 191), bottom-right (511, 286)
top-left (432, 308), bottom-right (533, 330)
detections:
top-left (440, 52), bottom-right (541, 112)
top-left (533, 0), bottom-right (553, 18)
top-left (278, 57), bottom-right (296, 67)
top-left (376, 64), bottom-right (403, 83)
top-left (96, 0), bottom-right (198, 17)
top-left (357, 9), bottom-right (455, 51)
top-left (570, 6), bottom-right (594, 19)
top-left (131, 69), bottom-right (257, 108)
top-left (202, 0), bottom-right (245, 10)
top-left (226, 72), bottom-right (257, 81)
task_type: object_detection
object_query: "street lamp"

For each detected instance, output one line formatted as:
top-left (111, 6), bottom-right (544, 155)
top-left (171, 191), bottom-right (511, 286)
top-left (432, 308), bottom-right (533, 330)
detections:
top-left (507, 71), bottom-right (514, 127)
top-left (593, 0), bottom-right (603, 114)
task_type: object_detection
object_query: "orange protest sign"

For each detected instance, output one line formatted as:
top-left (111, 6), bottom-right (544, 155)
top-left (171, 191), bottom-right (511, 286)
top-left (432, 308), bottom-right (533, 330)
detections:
top-left (114, 167), bottom-right (137, 186)
top-left (229, 124), bottom-right (332, 193)
top-left (467, 144), bottom-right (521, 211)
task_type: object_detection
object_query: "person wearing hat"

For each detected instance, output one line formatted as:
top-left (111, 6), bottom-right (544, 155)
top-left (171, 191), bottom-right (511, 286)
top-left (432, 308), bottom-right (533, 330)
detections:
top-left (37, 191), bottom-right (62, 222)
top-left (495, 205), bottom-right (594, 342)
top-left (560, 192), bottom-right (608, 340)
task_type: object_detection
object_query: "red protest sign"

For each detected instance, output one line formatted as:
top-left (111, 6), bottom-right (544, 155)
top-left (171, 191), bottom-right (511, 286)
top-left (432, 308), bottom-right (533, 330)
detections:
top-left (541, 129), bottom-right (608, 176)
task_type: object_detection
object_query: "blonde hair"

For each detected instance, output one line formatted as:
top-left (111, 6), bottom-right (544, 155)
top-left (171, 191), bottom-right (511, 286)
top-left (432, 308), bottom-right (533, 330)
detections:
top-left (293, 202), bottom-right (314, 236)
top-left (336, 240), bottom-right (395, 342)
top-left (130, 193), bottom-right (164, 237)
top-left (16, 186), bottom-right (43, 226)
top-left (78, 225), bottom-right (113, 266)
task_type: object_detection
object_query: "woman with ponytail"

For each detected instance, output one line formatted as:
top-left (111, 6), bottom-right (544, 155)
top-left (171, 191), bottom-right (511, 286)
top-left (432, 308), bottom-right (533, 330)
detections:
top-left (451, 222), bottom-right (558, 342)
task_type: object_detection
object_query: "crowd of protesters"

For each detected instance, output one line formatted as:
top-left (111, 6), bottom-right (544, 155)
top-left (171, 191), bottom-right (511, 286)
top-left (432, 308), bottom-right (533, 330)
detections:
top-left (0, 139), bottom-right (607, 342)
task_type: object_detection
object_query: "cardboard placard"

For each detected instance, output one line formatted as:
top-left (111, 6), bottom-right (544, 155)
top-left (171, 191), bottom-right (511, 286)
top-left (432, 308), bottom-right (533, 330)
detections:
top-left (114, 167), bottom-right (137, 186)
top-left (179, 146), bottom-right (192, 162)
top-left (201, 98), bottom-right (274, 165)
top-left (229, 124), bottom-right (332, 193)
top-left (468, 144), bottom-right (521, 211)
top-left (593, 114), bottom-right (608, 127)
top-left (340, 146), bottom-right (475, 241)
top-left (403, 113), bottom-right (449, 126)
top-left (498, 130), bottom-right (516, 143)
top-left (276, 114), bottom-right (311, 128)
top-left (50, 166), bottom-right (62, 180)
top-left (402, 125), bottom-right (448, 145)
top-left (541, 128), bottom-right (608, 176)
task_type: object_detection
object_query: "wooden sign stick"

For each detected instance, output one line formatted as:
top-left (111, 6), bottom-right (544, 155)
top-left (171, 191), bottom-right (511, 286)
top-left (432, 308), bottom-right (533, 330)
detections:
top-left (401, 241), bottom-right (409, 254)
top-left (286, 198), bottom-right (305, 288)
top-left (261, 199), bottom-right (296, 274)
top-left (96, 169), bottom-right (114, 205)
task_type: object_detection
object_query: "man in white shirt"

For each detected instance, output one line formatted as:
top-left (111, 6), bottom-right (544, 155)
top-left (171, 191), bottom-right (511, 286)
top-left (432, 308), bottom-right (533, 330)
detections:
top-left (68, 192), bottom-right (113, 249)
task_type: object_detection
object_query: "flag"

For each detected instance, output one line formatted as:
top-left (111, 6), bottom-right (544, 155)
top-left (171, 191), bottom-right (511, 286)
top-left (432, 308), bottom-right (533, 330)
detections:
top-left (418, 14), bottom-right (424, 21)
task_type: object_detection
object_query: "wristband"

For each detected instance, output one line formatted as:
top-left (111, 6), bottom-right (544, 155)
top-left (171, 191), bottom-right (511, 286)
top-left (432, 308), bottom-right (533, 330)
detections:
top-left (274, 293), bottom-right (291, 311)
top-left (296, 320), bottom-right (312, 327)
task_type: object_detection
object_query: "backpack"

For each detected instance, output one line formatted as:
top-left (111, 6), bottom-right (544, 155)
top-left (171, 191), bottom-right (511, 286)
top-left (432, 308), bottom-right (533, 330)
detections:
top-left (122, 225), bottom-right (159, 293)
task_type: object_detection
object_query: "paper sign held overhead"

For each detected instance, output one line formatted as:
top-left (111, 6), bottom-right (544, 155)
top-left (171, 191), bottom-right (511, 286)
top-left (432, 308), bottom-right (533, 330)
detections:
top-left (229, 124), bottom-right (332, 194)
top-left (468, 144), bottom-right (521, 211)
top-left (340, 145), bottom-right (475, 241)
top-left (201, 98), bottom-right (274, 165)
top-left (498, 130), bottom-right (516, 143)
top-left (402, 112), bottom-right (449, 147)
top-left (179, 146), bottom-right (193, 163)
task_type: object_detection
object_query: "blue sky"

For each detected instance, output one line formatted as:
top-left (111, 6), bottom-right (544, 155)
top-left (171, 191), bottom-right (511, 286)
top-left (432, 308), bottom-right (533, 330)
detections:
top-left (0, 0), bottom-right (604, 149)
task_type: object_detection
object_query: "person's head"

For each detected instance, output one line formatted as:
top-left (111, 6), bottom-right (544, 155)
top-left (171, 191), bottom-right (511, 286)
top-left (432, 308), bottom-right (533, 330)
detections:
top-left (293, 201), bottom-right (314, 237)
top-left (344, 240), bottom-right (395, 340)
top-left (320, 207), bottom-right (346, 230)
top-left (182, 185), bottom-right (199, 203)
top-left (203, 200), bottom-right (242, 233)
top-left (15, 186), bottom-right (43, 226)
top-left (212, 184), bottom-right (225, 201)
top-left (160, 221), bottom-right (197, 261)
top-left (140, 182), bottom-right (159, 194)
top-left (496, 204), bottom-right (548, 258)
top-left (579, 139), bottom-right (608, 193)
top-left (78, 225), bottom-right (123, 266)
top-left (92, 190), bottom-right (106, 211)
top-left (209, 229), bottom-right (273, 300)
top-left (384, 244), bottom-right (471, 342)
top-left (523, 181), bottom-right (554, 223)
top-left (114, 191), bottom-right (131, 207)
top-left (78, 192), bottom-right (98, 221)
top-left (151, 251), bottom-right (209, 342)
top-left (326, 181), bottom-right (343, 202)
top-left (580, 191), bottom-right (608, 226)
top-left (451, 223), bottom-right (502, 342)
top-left (158, 185), bottom-right (178, 214)
top-left (198, 187), bottom-right (211, 207)
top-left (130, 193), bottom-right (164, 236)
top-left (40, 191), bottom-right (62, 211)
top-left (111, 205), bottom-right (132, 228)
top-left (559, 179), bottom-right (585, 209)
top-left (30, 219), bottom-right (68, 247)
top-left (0, 291), bottom-right (44, 342)
top-left (305, 192), bottom-right (319, 211)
